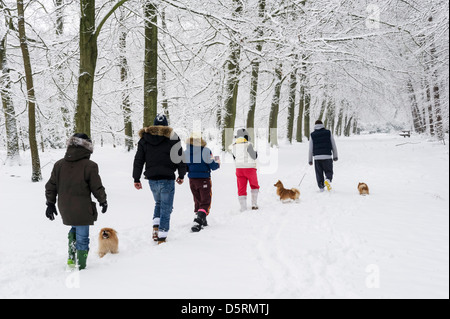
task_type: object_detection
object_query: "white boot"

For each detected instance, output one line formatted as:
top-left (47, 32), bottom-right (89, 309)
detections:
top-left (251, 189), bottom-right (259, 210)
top-left (238, 196), bottom-right (248, 212)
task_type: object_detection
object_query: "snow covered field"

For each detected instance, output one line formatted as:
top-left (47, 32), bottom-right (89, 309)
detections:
top-left (0, 134), bottom-right (448, 299)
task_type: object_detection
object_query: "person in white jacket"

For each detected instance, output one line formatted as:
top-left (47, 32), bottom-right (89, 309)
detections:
top-left (230, 129), bottom-right (260, 211)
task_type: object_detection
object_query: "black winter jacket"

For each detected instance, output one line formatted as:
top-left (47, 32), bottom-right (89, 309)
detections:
top-left (133, 126), bottom-right (187, 182)
top-left (45, 136), bottom-right (107, 226)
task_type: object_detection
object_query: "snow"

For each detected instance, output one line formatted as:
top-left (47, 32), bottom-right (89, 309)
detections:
top-left (0, 134), bottom-right (448, 299)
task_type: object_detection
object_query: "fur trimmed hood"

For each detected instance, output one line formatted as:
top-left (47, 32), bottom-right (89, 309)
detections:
top-left (186, 136), bottom-right (207, 147)
top-left (67, 136), bottom-right (94, 153)
top-left (139, 126), bottom-right (174, 139)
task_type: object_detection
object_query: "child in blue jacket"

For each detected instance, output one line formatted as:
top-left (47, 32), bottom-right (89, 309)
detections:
top-left (185, 133), bottom-right (220, 232)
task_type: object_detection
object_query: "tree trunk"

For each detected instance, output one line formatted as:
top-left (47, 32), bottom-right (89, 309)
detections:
top-left (0, 33), bottom-right (20, 163)
top-left (344, 116), bottom-right (353, 137)
top-left (17, 0), bottom-right (42, 181)
top-left (268, 61), bottom-right (283, 147)
top-left (335, 106), bottom-right (344, 136)
top-left (75, 0), bottom-right (129, 136)
top-left (430, 44), bottom-right (444, 140)
top-left (303, 90), bottom-right (311, 140)
top-left (428, 16), bottom-right (444, 140)
top-left (296, 59), bottom-right (307, 143)
top-left (221, 0), bottom-right (243, 151)
top-left (143, 1), bottom-right (158, 127)
top-left (55, 0), bottom-right (71, 137)
top-left (325, 100), bottom-right (335, 133)
top-left (407, 80), bottom-right (424, 133)
top-left (161, 7), bottom-right (170, 122)
top-left (318, 98), bottom-right (326, 122)
top-left (296, 95), bottom-right (304, 143)
top-left (433, 81), bottom-right (443, 140)
top-left (75, 0), bottom-right (97, 136)
top-left (425, 79), bottom-right (434, 136)
top-left (287, 57), bottom-right (298, 144)
top-left (221, 42), bottom-right (241, 151)
top-left (352, 118), bottom-right (358, 135)
top-left (246, 0), bottom-right (265, 142)
top-left (118, 9), bottom-right (133, 151)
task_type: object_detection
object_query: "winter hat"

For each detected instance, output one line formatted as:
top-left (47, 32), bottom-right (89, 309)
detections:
top-left (187, 131), bottom-right (207, 147)
top-left (236, 128), bottom-right (251, 142)
top-left (190, 131), bottom-right (203, 140)
top-left (73, 133), bottom-right (92, 143)
top-left (154, 114), bottom-right (169, 127)
top-left (67, 133), bottom-right (94, 153)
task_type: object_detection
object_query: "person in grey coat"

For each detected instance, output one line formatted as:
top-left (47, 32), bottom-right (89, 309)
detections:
top-left (308, 120), bottom-right (338, 192)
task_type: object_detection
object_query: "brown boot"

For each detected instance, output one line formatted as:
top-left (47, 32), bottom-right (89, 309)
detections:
top-left (152, 226), bottom-right (159, 241)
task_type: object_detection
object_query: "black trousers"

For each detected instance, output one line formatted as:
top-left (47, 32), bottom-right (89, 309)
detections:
top-left (314, 159), bottom-right (334, 189)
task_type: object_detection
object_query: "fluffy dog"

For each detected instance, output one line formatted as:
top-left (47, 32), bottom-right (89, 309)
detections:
top-left (98, 228), bottom-right (119, 258)
top-left (274, 180), bottom-right (300, 202)
top-left (358, 183), bottom-right (370, 195)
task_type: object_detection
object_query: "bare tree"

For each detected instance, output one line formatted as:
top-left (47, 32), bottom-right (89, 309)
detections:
top-left (17, 0), bottom-right (42, 181)
top-left (75, 0), bottom-right (129, 136)
top-left (143, 0), bottom-right (158, 127)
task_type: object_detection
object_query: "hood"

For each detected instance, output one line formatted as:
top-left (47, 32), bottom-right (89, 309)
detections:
top-left (186, 136), bottom-right (207, 148)
top-left (138, 126), bottom-right (175, 145)
top-left (314, 124), bottom-right (325, 131)
top-left (64, 136), bottom-right (93, 162)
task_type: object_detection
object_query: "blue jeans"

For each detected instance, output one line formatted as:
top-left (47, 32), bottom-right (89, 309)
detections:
top-left (149, 180), bottom-right (175, 235)
top-left (69, 226), bottom-right (90, 251)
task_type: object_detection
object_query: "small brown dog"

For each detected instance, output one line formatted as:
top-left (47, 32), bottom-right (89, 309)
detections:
top-left (358, 183), bottom-right (370, 195)
top-left (274, 180), bottom-right (300, 202)
top-left (98, 228), bottom-right (119, 258)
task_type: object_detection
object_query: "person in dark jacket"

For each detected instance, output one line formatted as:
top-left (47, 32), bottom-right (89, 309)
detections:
top-left (133, 114), bottom-right (186, 244)
top-left (308, 120), bottom-right (338, 192)
top-left (185, 132), bottom-right (220, 232)
top-left (45, 133), bottom-right (107, 270)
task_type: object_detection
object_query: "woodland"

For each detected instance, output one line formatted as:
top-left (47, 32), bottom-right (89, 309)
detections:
top-left (0, 0), bottom-right (448, 181)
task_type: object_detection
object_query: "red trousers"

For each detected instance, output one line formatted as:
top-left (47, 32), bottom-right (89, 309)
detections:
top-left (236, 168), bottom-right (260, 196)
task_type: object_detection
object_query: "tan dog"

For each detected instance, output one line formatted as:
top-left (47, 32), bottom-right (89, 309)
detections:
top-left (274, 180), bottom-right (300, 202)
top-left (358, 183), bottom-right (370, 195)
top-left (98, 228), bottom-right (119, 258)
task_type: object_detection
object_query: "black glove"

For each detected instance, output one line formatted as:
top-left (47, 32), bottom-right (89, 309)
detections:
top-left (100, 202), bottom-right (108, 214)
top-left (333, 158), bottom-right (338, 162)
top-left (46, 203), bottom-right (58, 221)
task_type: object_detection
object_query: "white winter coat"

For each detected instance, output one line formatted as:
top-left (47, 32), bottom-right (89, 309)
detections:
top-left (230, 140), bottom-right (258, 169)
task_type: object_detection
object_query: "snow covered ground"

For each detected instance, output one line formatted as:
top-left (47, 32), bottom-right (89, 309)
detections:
top-left (0, 134), bottom-right (448, 299)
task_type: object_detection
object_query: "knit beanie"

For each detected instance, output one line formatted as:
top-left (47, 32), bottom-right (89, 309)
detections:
top-left (236, 128), bottom-right (251, 142)
top-left (154, 114), bottom-right (169, 126)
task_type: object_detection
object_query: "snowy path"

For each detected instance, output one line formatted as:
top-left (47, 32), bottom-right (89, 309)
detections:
top-left (0, 134), bottom-right (448, 299)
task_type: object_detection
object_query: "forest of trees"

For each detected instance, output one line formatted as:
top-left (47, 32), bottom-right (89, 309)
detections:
top-left (0, 0), bottom-right (449, 181)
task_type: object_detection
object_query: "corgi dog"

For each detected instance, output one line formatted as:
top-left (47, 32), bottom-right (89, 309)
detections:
top-left (358, 183), bottom-right (370, 195)
top-left (274, 180), bottom-right (300, 202)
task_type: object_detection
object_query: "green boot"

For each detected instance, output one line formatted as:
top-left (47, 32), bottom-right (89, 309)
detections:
top-left (77, 250), bottom-right (89, 270)
top-left (67, 232), bottom-right (77, 269)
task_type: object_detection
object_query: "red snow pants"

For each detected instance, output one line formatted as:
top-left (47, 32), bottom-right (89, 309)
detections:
top-left (236, 168), bottom-right (260, 196)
